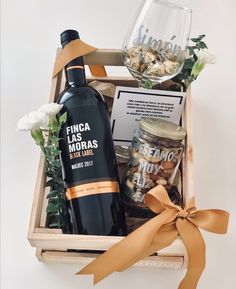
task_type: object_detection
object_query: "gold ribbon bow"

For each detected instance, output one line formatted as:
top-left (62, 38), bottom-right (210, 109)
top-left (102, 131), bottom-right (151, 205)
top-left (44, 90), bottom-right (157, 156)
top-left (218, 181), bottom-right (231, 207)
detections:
top-left (52, 39), bottom-right (97, 78)
top-left (77, 185), bottom-right (229, 289)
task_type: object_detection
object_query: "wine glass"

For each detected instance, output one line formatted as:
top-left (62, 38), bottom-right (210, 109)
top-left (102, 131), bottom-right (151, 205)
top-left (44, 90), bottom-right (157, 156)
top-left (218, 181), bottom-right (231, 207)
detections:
top-left (122, 0), bottom-right (192, 88)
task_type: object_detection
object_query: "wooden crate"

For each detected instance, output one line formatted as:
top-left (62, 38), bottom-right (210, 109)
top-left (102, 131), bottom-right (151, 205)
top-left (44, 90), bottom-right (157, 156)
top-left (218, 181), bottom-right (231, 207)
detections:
top-left (28, 49), bottom-right (194, 269)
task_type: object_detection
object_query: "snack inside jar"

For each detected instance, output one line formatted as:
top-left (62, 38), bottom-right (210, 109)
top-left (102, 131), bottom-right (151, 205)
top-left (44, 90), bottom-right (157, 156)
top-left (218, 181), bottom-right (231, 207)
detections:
top-left (122, 118), bottom-right (186, 220)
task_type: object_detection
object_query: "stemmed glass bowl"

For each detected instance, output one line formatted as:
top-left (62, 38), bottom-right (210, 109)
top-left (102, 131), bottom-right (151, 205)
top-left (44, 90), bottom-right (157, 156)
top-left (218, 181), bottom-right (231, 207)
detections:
top-left (122, 0), bottom-right (192, 88)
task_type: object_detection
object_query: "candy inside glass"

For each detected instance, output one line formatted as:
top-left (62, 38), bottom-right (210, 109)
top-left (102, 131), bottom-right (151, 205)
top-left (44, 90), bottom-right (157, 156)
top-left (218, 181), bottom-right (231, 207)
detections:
top-left (122, 0), bottom-right (192, 88)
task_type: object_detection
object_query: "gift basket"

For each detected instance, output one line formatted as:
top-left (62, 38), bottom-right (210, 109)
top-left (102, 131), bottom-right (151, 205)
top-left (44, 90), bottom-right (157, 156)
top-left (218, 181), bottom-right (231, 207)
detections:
top-left (17, 1), bottom-right (229, 289)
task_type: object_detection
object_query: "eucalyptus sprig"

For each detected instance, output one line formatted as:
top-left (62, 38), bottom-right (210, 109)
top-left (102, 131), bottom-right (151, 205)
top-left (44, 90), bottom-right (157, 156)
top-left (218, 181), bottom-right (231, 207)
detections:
top-left (17, 103), bottom-right (71, 233)
top-left (172, 35), bottom-right (216, 91)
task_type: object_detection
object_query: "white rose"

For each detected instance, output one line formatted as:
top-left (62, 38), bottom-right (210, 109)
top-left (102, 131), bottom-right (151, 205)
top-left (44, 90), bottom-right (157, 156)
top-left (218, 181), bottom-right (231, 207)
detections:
top-left (194, 48), bottom-right (216, 65)
top-left (191, 49), bottom-right (216, 79)
top-left (38, 103), bottom-right (63, 117)
top-left (17, 111), bottom-right (49, 131)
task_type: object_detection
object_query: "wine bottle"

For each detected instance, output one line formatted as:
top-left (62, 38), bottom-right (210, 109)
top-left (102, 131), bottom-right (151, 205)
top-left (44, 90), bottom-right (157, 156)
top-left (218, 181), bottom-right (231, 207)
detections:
top-left (57, 29), bottom-right (126, 236)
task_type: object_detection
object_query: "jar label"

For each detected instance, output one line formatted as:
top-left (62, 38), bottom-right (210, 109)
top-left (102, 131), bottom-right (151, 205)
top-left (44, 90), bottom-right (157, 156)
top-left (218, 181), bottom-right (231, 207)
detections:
top-left (123, 137), bottom-right (183, 205)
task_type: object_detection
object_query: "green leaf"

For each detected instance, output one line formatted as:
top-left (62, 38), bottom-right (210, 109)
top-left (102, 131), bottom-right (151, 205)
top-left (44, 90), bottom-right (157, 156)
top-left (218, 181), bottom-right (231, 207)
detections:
top-left (46, 190), bottom-right (59, 198)
top-left (144, 80), bottom-right (153, 89)
top-left (48, 135), bottom-right (60, 144)
top-left (31, 129), bottom-right (44, 146)
top-left (193, 54), bottom-right (198, 62)
top-left (49, 117), bottom-right (59, 133)
top-left (47, 147), bottom-right (60, 157)
top-left (52, 160), bottom-right (61, 168)
top-left (53, 187), bottom-right (65, 194)
top-left (55, 198), bottom-right (67, 206)
top-left (188, 46), bottom-right (197, 56)
top-left (46, 172), bottom-right (53, 178)
top-left (59, 112), bottom-right (67, 125)
top-left (53, 178), bottom-right (64, 185)
top-left (48, 222), bottom-right (60, 228)
top-left (55, 213), bottom-right (67, 222)
top-left (183, 58), bottom-right (195, 70)
top-left (191, 34), bottom-right (205, 43)
top-left (46, 203), bottom-right (59, 213)
top-left (198, 34), bottom-right (206, 40)
top-left (48, 198), bottom-right (58, 205)
top-left (197, 41), bottom-right (208, 49)
top-left (45, 179), bottom-right (55, 187)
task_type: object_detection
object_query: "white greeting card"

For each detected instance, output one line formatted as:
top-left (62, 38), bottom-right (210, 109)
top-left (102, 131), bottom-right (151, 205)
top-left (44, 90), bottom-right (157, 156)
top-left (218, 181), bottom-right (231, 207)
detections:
top-left (111, 86), bottom-right (186, 146)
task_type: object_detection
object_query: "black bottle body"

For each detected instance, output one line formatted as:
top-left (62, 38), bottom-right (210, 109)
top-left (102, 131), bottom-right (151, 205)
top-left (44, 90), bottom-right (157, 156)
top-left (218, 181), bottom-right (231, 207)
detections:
top-left (57, 85), bottom-right (126, 236)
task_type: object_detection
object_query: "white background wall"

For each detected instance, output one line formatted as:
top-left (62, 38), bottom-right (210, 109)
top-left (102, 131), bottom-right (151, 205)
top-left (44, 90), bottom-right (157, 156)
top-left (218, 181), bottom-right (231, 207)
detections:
top-left (1, 0), bottom-right (236, 288)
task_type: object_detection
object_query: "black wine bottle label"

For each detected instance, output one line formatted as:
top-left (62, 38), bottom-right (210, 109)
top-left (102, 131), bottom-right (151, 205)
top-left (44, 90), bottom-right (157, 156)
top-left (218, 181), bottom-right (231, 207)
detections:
top-left (60, 103), bottom-right (119, 200)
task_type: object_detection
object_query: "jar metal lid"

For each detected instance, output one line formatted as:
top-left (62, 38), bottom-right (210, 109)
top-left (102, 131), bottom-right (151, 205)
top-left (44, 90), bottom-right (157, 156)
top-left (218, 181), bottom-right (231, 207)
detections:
top-left (140, 118), bottom-right (186, 140)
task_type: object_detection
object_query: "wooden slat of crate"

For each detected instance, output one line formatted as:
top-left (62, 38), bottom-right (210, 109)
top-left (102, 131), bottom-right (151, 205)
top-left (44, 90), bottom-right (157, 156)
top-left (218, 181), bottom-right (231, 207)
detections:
top-left (85, 49), bottom-right (123, 66)
top-left (181, 91), bottom-right (194, 203)
top-left (28, 49), bottom-right (193, 268)
top-left (36, 249), bottom-right (185, 269)
top-left (30, 228), bottom-right (186, 256)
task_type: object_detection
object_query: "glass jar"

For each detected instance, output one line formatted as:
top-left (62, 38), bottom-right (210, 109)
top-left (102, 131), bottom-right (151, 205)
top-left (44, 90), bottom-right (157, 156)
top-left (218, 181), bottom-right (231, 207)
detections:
top-left (122, 118), bottom-right (186, 219)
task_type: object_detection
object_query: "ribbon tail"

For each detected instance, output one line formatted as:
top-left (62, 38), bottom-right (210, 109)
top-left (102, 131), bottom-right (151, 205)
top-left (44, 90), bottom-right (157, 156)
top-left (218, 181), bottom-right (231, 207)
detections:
top-left (176, 219), bottom-right (206, 289)
top-left (76, 209), bottom-right (175, 284)
top-left (118, 225), bottom-right (178, 272)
